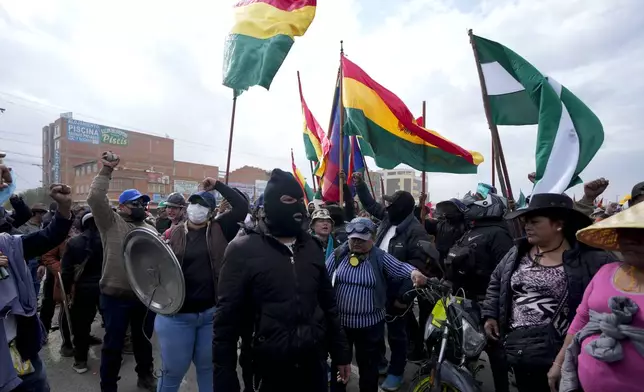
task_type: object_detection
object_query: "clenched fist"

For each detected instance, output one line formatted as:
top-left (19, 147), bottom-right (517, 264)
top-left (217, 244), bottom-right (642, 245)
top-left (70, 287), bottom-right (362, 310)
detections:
top-left (201, 177), bottom-right (219, 192)
top-left (0, 164), bottom-right (12, 190)
top-left (49, 184), bottom-right (72, 218)
top-left (101, 151), bottom-right (120, 169)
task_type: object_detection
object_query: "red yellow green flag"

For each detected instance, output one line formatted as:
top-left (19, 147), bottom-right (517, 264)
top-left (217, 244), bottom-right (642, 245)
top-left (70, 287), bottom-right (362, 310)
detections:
top-left (291, 149), bottom-right (314, 204)
top-left (297, 71), bottom-right (329, 166)
top-left (223, 0), bottom-right (316, 95)
top-left (341, 55), bottom-right (484, 173)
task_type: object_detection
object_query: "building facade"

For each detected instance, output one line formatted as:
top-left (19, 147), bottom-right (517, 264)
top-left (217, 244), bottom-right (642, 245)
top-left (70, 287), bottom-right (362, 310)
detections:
top-left (376, 169), bottom-right (427, 201)
top-left (42, 116), bottom-right (219, 205)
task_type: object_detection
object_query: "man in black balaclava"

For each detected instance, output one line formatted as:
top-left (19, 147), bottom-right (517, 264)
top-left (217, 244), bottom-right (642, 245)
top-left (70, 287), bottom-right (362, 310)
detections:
top-left (352, 172), bottom-right (434, 390)
top-left (214, 169), bottom-right (351, 392)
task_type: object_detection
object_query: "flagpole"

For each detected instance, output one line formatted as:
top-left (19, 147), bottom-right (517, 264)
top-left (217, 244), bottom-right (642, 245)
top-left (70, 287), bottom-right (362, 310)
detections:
top-left (491, 140), bottom-right (496, 188)
top-left (338, 40), bottom-right (345, 207)
top-left (224, 91), bottom-right (237, 184)
top-left (468, 29), bottom-right (514, 203)
top-left (421, 101), bottom-right (427, 224)
top-left (380, 177), bottom-right (385, 203)
top-left (309, 161), bottom-right (317, 192)
top-left (361, 155), bottom-right (376, 197)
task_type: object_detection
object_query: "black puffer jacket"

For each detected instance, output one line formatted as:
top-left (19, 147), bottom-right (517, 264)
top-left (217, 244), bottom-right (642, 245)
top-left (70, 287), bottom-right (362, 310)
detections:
top-left (482, 239), bottom-right (613, 337)
top-left (356, 182), bottom-right (433, 276)
top-left (448, 219), bottom-right (514, 299)
top-left (213, 225), bottom-right (351, 392)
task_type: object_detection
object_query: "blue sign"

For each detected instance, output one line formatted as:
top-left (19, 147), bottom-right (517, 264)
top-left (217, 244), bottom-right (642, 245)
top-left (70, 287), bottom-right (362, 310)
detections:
top-left (152, 193), bottom-right (164, 202)
top-left (67, 119), bottom-right (101, 144)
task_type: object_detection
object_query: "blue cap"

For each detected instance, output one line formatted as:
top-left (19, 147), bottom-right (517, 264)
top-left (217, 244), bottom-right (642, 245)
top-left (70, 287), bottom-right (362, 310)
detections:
top-left (346, 217), bottom-right (377, 241)
top-left (188, 191), bottom-right (217, 210)
top-left (118, 189), bottom-right (150, 205)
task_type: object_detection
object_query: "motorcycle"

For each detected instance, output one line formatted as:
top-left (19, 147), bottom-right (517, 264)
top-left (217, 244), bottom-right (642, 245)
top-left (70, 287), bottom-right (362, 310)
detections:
top-left (408, 241), bottom-right (487, 392)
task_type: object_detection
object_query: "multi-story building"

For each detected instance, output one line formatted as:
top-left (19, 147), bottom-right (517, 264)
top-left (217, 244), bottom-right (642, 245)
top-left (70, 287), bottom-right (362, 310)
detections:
top-left (376, 169), bottom-right (427, 201)
top-left (42, 115), bottom-right (220, 205)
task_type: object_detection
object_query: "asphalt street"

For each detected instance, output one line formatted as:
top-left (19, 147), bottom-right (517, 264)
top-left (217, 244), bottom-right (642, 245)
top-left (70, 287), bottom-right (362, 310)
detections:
top-left (41, 308), bottom-right (508, 391)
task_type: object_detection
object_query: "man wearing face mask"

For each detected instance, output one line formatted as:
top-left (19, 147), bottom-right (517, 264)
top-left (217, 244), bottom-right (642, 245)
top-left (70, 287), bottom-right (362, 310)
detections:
top-left (213, 169), bottom-right (352, 392)
top-left (158, 179), bottom-right (247, 391)
top-left (87, 152), bottom-right (158, 392)
top-left (353, 172), bottom-right (433, 391)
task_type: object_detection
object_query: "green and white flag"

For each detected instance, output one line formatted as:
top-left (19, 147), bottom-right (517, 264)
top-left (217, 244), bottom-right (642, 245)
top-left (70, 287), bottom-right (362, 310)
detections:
top-left (472, 35), bottom-right (604, 195)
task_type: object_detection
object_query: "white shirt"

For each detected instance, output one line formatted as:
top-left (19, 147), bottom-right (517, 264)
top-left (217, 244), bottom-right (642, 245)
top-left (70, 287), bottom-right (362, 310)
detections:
top-left (379, 225), bottom-right (397, 253)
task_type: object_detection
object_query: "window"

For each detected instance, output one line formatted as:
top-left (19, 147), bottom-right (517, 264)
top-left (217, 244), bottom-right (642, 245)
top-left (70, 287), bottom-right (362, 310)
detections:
top-left (109, 178), bottom-right (134, 192)
top-left (148, 183), bottom-right (166, 193)
top-left (93, 163), bottom-right (98, 173)
top-left (403, 179), bottom-right (412, 192)
top-left (43, 129), bottom-right (48, 141)
top-left (84, 166), bottom-right (88, 175)
top-left (54, 125), bottom-right (60, 138)
top-left (54, 139), bottom-right (60, 151)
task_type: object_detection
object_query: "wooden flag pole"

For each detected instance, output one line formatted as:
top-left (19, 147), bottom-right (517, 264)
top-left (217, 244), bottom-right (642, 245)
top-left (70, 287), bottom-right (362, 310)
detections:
top-left (421, 101), bottom-right (427, 224)
top-left (380, 177), bottom-right (385, 203)
top-left (361, 154), bottom-right (376, 197)
top-left (338, 40), bottom-right (345, 207)
top-left (468, 29), bottom-right (514, 202)
top-left (491, 140), bottom-right (496, 189)
top-left (224, 92), bottom-right (238, 184)
top-left (309, 161), bottom-right (317, 192)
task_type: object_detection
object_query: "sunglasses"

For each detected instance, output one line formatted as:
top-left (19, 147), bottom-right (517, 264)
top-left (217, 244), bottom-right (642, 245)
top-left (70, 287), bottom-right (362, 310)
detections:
top-left (346, 221), bottom-right (374, 235)
top-left (126, 200), bottom-right (147, 208)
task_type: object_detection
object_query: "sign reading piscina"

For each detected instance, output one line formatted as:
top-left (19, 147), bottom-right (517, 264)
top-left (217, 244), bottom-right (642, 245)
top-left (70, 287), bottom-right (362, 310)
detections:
top-left (67, 119), bottom-right (129, 146)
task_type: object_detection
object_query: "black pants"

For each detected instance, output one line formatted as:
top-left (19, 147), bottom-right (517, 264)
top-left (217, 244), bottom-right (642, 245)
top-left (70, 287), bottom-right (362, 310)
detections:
top-left (513, 365), bottom-right (550, 392)
top-left (71, 285), bottom-right (100, 362)
top-left (332, 321), bottom-right (385, 392)
top-left (406, 298), bottom-right (432, 355)
top-left (256, 359), bottom-right (327, 392)
top-left (486, 340), bottom-right (510, 392)
top-left (39, 269), bottom-right (56, 333)
top-left (99, 294), bottom-right (155, 392)
top-left (239, 337), bottom-right (256, 392)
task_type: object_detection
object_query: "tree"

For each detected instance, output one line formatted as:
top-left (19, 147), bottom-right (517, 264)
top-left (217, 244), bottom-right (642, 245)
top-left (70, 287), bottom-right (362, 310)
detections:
top-left (2, 187), bottom-right (52, 210)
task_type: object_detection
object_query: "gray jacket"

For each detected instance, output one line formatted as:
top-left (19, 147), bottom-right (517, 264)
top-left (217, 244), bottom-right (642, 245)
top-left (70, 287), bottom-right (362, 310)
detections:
top-left (560, 296), bottom-right (644, 392)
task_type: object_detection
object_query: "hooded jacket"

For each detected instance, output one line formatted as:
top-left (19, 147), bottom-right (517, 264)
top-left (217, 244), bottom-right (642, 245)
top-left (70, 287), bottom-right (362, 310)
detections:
top-left (213, 224), bottom-right (351, 391)
top-left (87, 167), bottom-right (155, 298)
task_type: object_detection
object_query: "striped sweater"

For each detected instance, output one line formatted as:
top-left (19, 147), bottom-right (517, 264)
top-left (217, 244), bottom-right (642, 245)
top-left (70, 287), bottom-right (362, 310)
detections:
top-left (326, 250), bottom-right (415, 328)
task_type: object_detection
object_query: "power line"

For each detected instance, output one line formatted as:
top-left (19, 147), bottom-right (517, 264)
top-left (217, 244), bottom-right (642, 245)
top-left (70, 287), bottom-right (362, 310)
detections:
top-left (1, 150), bottom-right (41, 159)
top-left (0, 90), bottom-right (288, 164)
top-left (0, 136), bottom-right (42, 146)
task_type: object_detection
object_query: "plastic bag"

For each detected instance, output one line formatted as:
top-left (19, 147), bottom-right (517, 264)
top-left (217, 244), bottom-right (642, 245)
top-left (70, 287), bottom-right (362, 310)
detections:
top-left (0, 170), bottom-right (16, 205)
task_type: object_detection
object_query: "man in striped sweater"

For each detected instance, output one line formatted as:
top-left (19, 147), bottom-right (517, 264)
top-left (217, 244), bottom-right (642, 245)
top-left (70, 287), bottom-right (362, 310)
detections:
top-left (327, 218), bottom-right (427, 392)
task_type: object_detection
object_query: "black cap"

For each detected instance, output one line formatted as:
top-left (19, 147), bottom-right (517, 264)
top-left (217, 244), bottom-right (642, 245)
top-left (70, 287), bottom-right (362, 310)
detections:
top-left (631, 182), bottom-right (644, 199)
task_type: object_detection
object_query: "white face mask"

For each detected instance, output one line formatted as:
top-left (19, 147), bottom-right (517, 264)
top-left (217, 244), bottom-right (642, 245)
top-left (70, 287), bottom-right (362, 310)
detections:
top-left (186, 203), bottom-right (210, 224)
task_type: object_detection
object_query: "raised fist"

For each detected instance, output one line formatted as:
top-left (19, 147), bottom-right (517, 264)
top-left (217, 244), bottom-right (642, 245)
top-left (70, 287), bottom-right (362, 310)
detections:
top-left (202, 177), bottom-right (219, 192)
top-left (49, 183), bottom-right (72, 217)
top-left (352, 172), bottom-right (364, 186)
top-left (0, 164), bottom-right (12, 190)
top-left (101, 151), bottom-right (120, 169)
top-left (584, 178), bottom-right (609, 200)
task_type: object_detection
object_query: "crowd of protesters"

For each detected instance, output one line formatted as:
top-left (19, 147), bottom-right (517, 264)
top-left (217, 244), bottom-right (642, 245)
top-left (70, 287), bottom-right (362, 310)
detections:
top-left (1, 153), bottom-right (643, 392)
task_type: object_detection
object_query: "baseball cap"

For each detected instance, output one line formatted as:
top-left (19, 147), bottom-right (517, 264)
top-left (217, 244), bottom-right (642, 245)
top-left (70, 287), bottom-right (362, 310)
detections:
top-left (346, 217), bottom-right (376, 241)
top-left (118, 189), bottom-right (150, 205)
top-left (188, 191), bottom-right (217, 210)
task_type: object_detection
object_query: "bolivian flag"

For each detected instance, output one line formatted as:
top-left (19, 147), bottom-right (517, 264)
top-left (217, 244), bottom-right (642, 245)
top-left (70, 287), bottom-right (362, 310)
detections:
top-left (291, 149), bottom-right (315, 204)
top-left (341, 56), bottom-right (484, 173)
top-left (298, 71), bottom-right (329, 166)
top-left (223, 0), bottom-right (316, 94)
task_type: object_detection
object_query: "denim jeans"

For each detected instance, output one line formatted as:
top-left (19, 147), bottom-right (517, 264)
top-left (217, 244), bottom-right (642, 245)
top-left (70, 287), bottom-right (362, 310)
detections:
top-left (99, 294), bottom-right (155, 392)
top-left (14, 354), bottom-right (50, 392)
top-left (27, 259), bottom-right (40, 296)
top-left (154, 306), bottom-right (216, 392)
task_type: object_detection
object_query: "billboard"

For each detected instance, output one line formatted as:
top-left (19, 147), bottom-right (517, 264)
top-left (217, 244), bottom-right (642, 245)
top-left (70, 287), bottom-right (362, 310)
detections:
top-left (53, 150), bottom-right (61, 183)
top-left (174, 179), bottom-right (199, 196)
top-left (67, 119), bottom-right (129, 146)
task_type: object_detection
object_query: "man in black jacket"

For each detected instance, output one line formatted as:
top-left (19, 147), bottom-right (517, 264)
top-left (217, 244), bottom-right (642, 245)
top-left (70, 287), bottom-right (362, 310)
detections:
top-left (213, 169), bottom-right (351, 392)
top-left (352, 172), bottom-right (432, 391)
top-left (61, 212), bottom-right (104, 374)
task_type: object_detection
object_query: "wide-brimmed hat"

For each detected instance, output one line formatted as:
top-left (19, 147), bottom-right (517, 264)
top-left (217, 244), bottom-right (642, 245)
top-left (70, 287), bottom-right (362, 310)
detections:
top-left (504, 193), bottom-right (593, 232)
top-left (576, 201), bottom-right (644, 251)
top-left (30, 203), bottom-right (48, 213)
top-left (310, 208), bottom-right (334, 226)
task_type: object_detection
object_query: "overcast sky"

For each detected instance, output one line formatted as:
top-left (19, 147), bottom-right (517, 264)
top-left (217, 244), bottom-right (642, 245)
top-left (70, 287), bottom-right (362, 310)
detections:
top-left (0, 0), bottom-right (642, 202)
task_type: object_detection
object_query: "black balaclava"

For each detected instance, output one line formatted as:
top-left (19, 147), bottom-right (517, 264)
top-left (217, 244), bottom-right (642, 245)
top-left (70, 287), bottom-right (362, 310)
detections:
top-left (263, 169), bottom-right (306, 237)
top-left (386, 191), bottom-right (415, 225)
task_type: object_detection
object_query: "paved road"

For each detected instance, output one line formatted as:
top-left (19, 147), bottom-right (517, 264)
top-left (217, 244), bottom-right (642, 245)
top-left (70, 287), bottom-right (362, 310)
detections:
top-left (41, 308), bottom-right (507, 391)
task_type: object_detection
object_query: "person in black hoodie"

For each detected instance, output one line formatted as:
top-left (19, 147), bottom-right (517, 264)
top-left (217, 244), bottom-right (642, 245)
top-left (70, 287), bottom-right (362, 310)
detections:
top-left (352, 172), bottom-right (432, 391)
top-left (61, 212), bottom-right (104, 374)
top-left (213, 169), bottom-right (351, 392)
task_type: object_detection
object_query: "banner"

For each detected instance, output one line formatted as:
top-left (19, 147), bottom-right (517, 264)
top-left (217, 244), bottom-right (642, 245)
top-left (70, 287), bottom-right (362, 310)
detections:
top-left (173, 179), bottom-right (199, 196)
top-left (67, 119), bottom-right (129, 146)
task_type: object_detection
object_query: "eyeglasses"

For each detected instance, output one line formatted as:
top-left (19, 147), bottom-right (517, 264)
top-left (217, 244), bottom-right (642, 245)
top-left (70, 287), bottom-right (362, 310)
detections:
top-left (346, 221), bottom-right (375, 235)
